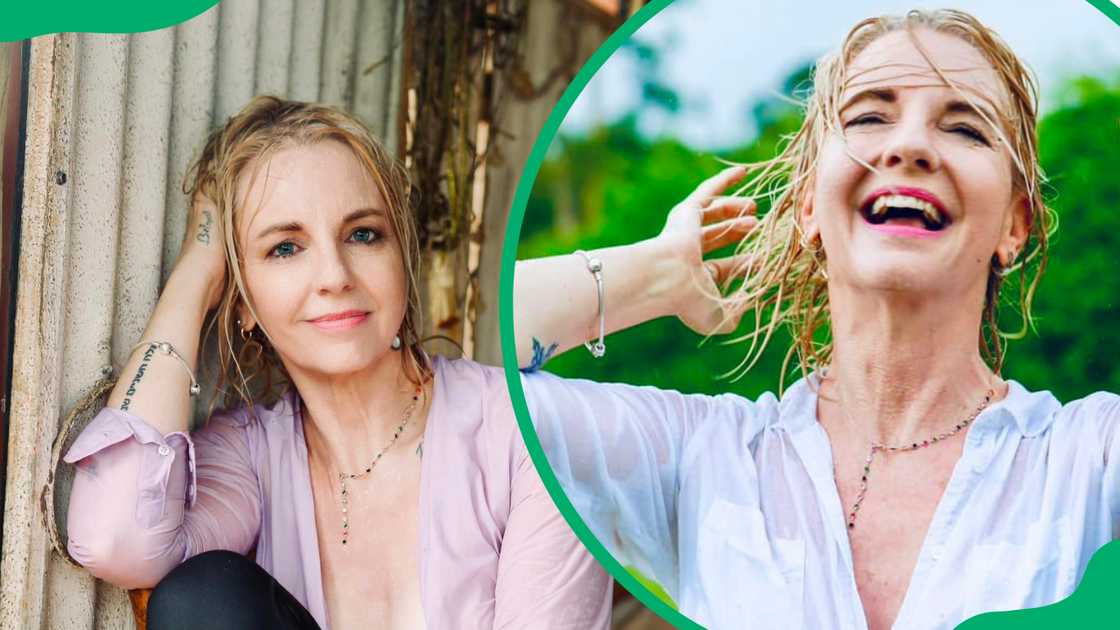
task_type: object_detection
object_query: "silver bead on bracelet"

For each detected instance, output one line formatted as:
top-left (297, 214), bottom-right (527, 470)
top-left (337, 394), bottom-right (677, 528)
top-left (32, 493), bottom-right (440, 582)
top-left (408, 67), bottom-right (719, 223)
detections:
top-left (128, 341), bottom-right (201, 397)
top-left (574, 250), bottom-right (606, 358)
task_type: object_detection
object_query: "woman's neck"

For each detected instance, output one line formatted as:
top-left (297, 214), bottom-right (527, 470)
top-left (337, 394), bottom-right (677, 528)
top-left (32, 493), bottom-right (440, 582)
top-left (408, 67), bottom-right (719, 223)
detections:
top-left (823, 286), bottom-right (1004, 446)
top-left (292, 351), bottom-right (432, 475)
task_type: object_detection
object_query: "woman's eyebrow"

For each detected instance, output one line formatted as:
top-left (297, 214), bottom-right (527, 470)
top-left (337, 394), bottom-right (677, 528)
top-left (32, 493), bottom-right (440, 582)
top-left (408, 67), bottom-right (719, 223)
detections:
top-left (255, 221), bottom-right (302, 240)
top-left (945, 98), bottom-right (997, 124)
top-left (253, 208), bottom-right (385, 240)
top-left (839, 87), bottom-right (896, 113)
top-left (343, 207), bottom-right (385, 223)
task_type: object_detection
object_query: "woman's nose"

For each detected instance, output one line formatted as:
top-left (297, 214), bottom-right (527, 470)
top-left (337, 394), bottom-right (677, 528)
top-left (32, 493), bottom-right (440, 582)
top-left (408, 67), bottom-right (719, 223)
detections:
top-left (880, 118), bottom-right (941, 173)
top-left (315, 244), bottom-right (353, 294)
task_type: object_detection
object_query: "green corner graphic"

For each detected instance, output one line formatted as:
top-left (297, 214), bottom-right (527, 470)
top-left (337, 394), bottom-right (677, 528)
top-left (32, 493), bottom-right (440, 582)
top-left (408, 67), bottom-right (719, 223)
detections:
top-left (958, 541), bottom-right (1120, 629)
top-left (497, 1), bottom-right (1120, 628)
top-left (0, 0), bottom-right (218, 42)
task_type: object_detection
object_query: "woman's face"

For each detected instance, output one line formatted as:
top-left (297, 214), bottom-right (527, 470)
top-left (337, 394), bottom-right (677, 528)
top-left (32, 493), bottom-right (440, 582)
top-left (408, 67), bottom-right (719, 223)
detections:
top-left (235, 140), bottom-right (408, 378)
top-left (806, 27), bottom-right (1029, 299)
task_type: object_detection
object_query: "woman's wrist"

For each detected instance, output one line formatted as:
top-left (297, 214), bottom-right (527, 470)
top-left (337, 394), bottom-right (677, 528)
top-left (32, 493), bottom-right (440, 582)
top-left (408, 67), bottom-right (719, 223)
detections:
top-left (641, 234), bottom-right (695, 322)
top-left (165, 254), bottom-right (224, 318)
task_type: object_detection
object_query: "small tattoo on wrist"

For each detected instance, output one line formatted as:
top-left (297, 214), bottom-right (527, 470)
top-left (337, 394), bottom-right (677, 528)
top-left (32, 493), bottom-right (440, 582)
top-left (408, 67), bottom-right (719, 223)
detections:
top-left (196, 209), bottom-right (213, 245)
top-left (521, 337), bottom-right (558, 373)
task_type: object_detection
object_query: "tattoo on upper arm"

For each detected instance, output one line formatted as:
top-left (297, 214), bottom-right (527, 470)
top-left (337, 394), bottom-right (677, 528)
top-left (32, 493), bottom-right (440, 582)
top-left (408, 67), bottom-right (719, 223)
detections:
top-left (521, 337), bottom-right (558, 373)
top-left (196, 209), bottom-right (213, 245)
top-left (119, 345), bottom-right (157, 412)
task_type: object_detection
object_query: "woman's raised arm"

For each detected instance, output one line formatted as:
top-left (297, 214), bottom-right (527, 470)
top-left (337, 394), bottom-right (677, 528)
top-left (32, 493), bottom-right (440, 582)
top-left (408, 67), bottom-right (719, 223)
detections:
top-left (64, 194), bottom-right (243, 588)
top-left (512, 166), bottom-right (757, 369)
top-left (104, 194), bottom-right (226, 429)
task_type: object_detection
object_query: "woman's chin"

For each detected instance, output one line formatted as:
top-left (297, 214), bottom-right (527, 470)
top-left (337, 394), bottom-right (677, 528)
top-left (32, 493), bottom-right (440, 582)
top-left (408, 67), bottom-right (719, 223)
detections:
top-left (281, 346), bottom-right (397, 381)
top-left (839, 260), bottom-right (953, 295)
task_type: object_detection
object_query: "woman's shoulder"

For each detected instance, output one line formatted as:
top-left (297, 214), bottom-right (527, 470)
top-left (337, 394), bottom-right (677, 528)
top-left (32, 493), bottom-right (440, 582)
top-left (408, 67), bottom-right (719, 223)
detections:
top-left (521, 365), bottom-right (784, 447)
top-left (1048, 387), bottom-right (1120, 437)
top-left (1005, 381), bottom-right (1120, 455)
top-left (430, 355), bottom-right (519, 436)
top-left (522, 366), bottom-right (771, 415)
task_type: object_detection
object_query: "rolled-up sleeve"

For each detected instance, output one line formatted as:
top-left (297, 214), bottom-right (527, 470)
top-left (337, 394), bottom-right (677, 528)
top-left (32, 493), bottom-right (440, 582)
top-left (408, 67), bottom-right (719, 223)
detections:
top-left (64, 407), bottom-right (261, 589)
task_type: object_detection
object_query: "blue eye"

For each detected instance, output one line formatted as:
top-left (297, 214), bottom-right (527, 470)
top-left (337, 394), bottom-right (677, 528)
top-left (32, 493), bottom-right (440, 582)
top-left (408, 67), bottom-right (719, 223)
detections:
top-left (269, 241), bottom-right (299, 258)
top-left (350, 227), bottom-right (380, 244)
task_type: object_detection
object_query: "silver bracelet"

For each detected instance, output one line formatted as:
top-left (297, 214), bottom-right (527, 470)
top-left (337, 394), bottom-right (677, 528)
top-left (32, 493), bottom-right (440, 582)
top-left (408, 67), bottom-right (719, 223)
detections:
top-left (128, 341), bottom-right (201, 397)
top-left (574, 250), bottom-right (605, 358)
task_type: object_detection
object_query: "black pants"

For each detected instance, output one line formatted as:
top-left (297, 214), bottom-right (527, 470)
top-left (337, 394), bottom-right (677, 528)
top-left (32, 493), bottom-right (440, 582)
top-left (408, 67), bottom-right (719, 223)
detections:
top-left (148, 550), bottom-right (321, 630)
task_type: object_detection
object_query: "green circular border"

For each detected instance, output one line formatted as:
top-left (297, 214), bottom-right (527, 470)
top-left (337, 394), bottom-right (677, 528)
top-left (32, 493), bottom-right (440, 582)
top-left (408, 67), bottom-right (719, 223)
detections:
top-left (498, 1), bottom-right (1120, 628)
top-left (498, 1), bottom-right (699, 626)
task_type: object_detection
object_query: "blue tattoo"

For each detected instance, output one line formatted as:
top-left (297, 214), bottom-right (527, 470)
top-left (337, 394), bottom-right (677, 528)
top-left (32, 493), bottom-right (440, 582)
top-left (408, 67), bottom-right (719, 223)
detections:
top-left (521, 337), bottom-right (558, 373)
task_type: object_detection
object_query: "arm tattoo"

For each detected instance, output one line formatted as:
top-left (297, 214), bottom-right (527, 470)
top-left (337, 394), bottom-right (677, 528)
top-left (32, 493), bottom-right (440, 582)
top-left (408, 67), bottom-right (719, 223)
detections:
top-left (195, 209), bottom-right (213, 244)
top-left (520, 337), bottom-right (558, 374)
top-left (119, 344), bottom-right (157, 411)
top-left (416, 441), bottom-right (423, 459)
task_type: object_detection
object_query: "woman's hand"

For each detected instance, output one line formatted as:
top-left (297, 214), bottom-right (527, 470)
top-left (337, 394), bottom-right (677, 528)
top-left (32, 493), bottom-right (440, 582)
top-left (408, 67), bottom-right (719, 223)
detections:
top-left (657, 166), bottom-right (758, 335)
top-left (173, 193), bottom-right (227, 311)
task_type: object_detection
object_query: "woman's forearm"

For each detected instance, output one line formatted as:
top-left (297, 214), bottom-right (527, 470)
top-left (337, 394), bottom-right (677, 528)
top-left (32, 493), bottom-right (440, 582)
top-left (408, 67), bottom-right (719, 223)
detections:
top-left (106, 263), bottom-right (212, 434)
top-left (513, 237), bottom-right (687, 368)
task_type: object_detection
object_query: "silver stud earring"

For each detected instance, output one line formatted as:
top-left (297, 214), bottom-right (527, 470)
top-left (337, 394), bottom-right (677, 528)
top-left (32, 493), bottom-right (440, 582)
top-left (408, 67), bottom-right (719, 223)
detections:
top-left (391, 334), bottom-right (402, 350)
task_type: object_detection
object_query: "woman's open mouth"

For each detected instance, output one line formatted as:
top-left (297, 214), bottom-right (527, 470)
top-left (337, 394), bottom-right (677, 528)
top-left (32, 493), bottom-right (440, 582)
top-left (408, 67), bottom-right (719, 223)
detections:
top-left (859, 188), bottom-right (951, 238)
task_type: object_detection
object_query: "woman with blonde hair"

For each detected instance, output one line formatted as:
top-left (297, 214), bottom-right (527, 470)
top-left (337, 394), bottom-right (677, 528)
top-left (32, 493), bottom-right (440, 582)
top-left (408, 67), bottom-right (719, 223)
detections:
top-left (516, 8), bottom-right (1117, 629)
top-left (64, 96), bottom-right (611, 629)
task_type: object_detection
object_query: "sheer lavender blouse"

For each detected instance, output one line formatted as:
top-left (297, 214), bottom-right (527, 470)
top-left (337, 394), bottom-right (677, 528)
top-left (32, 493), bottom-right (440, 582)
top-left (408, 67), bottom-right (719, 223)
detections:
top-left (64, 356), bottom-right (611, 629)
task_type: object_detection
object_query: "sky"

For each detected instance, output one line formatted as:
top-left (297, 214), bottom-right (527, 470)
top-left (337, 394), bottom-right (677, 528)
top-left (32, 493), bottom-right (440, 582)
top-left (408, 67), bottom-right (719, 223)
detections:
top-left (563, 0), bottom-right (1120, 150)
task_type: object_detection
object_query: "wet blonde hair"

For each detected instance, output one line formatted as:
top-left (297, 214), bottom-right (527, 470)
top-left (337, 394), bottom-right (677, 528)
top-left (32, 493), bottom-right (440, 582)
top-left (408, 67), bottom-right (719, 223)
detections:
top-left (720, 8), bottom-right (1053, 387)
top-left (186, 96), bottom-right (429, 411)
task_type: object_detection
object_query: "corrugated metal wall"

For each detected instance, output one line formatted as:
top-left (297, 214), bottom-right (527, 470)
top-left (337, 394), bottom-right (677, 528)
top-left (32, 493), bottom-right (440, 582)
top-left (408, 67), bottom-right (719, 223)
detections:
top-left (0, 2), bottom-right (405, 628)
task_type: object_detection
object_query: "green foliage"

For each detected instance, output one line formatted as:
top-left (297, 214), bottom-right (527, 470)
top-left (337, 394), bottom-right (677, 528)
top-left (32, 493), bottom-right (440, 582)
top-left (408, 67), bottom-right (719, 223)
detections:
top-left (1002, 74), bottom-right (1120, 397)
top-left (519, 72), bottom-right (1120, 403)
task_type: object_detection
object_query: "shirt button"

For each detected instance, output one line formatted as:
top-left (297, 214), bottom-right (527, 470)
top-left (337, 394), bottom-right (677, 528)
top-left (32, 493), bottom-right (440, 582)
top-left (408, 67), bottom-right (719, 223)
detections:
top-left (158, 445), bottom-right (171, 456)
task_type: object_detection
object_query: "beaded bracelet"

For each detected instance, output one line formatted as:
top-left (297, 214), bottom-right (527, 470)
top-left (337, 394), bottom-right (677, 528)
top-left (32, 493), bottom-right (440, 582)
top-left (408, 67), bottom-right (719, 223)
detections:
top-left (574, 250), bottom-right (606, 358)
top-left (127, 341), bottom-right (201, 397)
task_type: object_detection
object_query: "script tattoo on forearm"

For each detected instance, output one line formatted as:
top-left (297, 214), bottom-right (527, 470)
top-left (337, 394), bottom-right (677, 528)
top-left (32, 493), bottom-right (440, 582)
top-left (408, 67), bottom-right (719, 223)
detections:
top-left (196, 209), bottom-right (213, 245)
top-left (119, 344), bottom-right (157, 411)
top-left (521, 337), bottom-right (559, 373)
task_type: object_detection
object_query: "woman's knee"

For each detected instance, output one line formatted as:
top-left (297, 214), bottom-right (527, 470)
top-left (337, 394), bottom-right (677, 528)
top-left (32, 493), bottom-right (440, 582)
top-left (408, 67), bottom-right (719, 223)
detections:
top-left (148, 550), bottom-right (271, 630)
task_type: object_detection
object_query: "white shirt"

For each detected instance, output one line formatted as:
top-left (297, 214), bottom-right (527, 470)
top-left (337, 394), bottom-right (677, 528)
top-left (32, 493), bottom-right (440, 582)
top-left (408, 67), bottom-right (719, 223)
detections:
top-left (522, 371), bottom-right (1120, 629)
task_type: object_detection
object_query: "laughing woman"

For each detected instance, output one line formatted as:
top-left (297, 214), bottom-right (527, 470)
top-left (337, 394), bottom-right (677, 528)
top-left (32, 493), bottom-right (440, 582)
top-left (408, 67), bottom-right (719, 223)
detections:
top-left (64, 97), bottom-right (611, 630)
top-left (516, 9), bottom-right (1118, 630)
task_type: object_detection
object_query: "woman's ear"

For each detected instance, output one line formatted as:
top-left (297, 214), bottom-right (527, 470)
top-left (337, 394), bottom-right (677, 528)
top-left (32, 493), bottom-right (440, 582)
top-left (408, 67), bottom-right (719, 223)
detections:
top-left (997, 192), bottom-right (1031, 266)
top-left (799, 188), bottom-right (820, 242)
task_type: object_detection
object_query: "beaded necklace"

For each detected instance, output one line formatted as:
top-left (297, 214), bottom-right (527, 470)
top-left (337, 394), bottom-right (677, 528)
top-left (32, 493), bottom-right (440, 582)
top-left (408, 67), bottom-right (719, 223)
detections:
top-left (844, 388), bottom-right (995, 529)
top-left (335, 384), bottom-right (423, 545)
